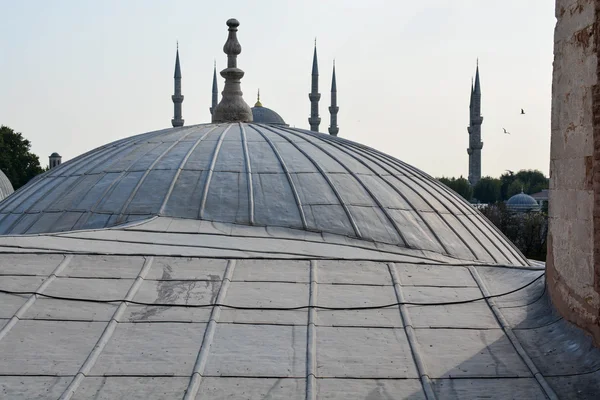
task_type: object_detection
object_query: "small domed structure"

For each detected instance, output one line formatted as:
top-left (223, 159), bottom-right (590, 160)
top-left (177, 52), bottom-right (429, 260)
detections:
top-left (506, 191), bottom-right (540, 213)
top-left (0, 169), bottom-right (14, 201)
top-left (251, 90), bottom-right (288, 126)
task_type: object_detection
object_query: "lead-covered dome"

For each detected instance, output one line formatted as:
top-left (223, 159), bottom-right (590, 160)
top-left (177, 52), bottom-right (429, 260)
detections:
top-left (507, 191), bottom-right (540, 213)
top-left (251, 106), bottom-right (287, 126)
top-left (0, 169), bottom-right (14, 201)
top-left (0, 123), bottom-right (526, 264)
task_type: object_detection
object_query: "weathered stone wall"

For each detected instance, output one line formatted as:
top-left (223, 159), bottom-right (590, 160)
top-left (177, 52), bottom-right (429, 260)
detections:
top-left (548, 0), bottom-right (600, 344)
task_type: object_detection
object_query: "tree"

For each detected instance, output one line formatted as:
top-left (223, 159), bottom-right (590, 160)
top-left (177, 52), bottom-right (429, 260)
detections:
top-left (438, 176), bottom-right (473, 201)
top-left (0, 126), bottom-right (44, 190)
top-left (515, 169), bottom-right (548, 194)
top-left (507, 179), bottom-right (526, 198)
top-left (473, 176), bottom-right (501, 204)
top-left (499, 171), bottom-right (516, 201)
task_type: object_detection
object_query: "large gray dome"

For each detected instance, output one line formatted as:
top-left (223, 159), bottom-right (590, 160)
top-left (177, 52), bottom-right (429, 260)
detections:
top-left (0, 169), bottom-right (14, 201)
top-left (0, 123), bottom-right (526, 264)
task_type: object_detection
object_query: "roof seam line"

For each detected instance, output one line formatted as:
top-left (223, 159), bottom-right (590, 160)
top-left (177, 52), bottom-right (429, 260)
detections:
top-left (0, 254), bottom-right (73, 343)
top-left (199, 124), bottom-right (232, 219)
top-left (467, 266), bottom-right (559, 400)
top-left (259, 125), bottom-right (361, 238)
top-left (249, 124), bottom-right (307, 229)
top-left (184, 259), bottom-right (236, 399)
top-left (158, 126), bottom-right (219, 215)
top-left (116, 127), bottom-right (198, 223)
top-left (305, 260), bottom-right (318, 400)
top-left (388, 262), bottom-right (437, 400)
top-left (239, 123), bottom-right (255, 225)
top-left (58, 256), bottom-right (155, 400)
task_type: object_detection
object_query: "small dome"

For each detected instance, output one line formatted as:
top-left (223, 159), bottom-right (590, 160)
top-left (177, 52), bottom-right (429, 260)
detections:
top-left (50, 152), bottom-right (61, 158)
top-left (0, 169), bottom-right (14, 202)
top-left (506, 191), bottom-right (540, 212)
top-left (251, 106), bottom-right (287, 126)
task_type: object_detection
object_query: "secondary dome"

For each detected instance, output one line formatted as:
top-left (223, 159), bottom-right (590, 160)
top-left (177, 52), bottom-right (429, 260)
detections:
top-left (507, 191), bottom-right (540, 213)
top-left (0, 123), bottom-right (526, 265)
top-left (0, 169), bottom-right (14, 201)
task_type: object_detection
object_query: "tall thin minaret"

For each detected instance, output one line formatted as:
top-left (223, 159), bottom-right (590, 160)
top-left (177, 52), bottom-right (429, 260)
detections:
top-left (467, 61), bottom-right (483, 186)
top-left (308, 40), bottom-right (321, 132)
top-left (171, 43), bottom-right (184, 127)
top-left (328, 61), bottom-right (339, 136)
top-left (210, 60), bottom-right (218, 120)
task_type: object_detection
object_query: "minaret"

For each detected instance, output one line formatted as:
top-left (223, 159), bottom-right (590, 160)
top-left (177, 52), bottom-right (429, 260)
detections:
top-left (210, 60), bottom-right (218, 119)
top-left (308, 40), bottom-right (321, 132)
top-left (467, 61), bottom-right (483, 186)
top-left (171, 43), bottom-right (184, 127)
top-left (328, 61), bottom-right (339, 136)
top-left (212, 19), bottom-right (253, 123)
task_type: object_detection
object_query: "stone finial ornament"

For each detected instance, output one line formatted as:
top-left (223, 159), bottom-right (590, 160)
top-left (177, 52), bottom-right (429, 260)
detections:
top-left (212, 18), bottom-right (253, 123)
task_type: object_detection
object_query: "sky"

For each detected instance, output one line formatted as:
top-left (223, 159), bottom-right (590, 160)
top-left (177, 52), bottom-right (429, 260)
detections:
top-left (0, 0), bottom-right (555, 178)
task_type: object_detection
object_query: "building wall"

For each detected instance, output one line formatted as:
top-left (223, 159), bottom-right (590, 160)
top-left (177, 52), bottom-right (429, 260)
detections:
top-left (548, 0), bottom-right (600, 344)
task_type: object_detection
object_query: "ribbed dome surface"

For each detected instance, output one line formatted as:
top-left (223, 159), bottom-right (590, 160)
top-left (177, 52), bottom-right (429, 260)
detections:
top-left (507, 192), bottom-right (540, 212)
top-left (0, 169), bottom-right (14, 201)
top-left (251, 106), bottom-right (287, 125)
top-left (0, 123), bottom-right (526, 264)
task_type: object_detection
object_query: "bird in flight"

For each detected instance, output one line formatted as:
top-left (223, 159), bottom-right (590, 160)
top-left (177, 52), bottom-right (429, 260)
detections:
top-left (521, 109), bottom-right (525, 114)
top-left (503, 128), bottom-right (511, 134)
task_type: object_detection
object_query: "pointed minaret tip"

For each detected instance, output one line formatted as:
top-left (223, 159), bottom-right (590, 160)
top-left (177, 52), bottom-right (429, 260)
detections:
top-left (255, 89), bottom-right (262, 107)
top-left (174, 46), bottom-right (182, 79)
top-left (312, 41), bottom-right (319, 75)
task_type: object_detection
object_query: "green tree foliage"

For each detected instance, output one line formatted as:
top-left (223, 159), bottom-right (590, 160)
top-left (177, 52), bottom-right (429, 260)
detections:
top-left (499, 169), bottom-right (548, 200)
top-left (479, 203), bottom-right (548, 261)
top-left (499, 171), bottom-right (515, 201)
top-left (507, 179), bottom-right (526, 197)
top-left (437, 176), bottom-right (473, 201)
top-left (0, 126), bottom-right (44, 190)
top-left (473, 176), bottom-right (501, 204)
top-left (515, 169), bottom-right (548, 194)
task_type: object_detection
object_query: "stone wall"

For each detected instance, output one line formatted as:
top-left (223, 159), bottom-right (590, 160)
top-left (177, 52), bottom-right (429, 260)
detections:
top-left (548, 0), bottom-right (600, 344)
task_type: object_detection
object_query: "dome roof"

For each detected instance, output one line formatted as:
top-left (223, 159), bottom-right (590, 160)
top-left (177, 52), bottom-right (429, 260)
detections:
top-left (0, 169), bottom-right (14, 201)
top-left (506, 192), bottom-right (540, 212)
top-left (0, 123), bottom-right (526, 264)
top-left (251, 106), bottom-right (287, 126)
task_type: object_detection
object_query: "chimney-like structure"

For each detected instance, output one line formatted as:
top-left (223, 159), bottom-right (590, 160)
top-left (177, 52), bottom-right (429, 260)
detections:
top-left (328, 61), bottom-right (339, 136)
top-left (308, 41), bottom-right (321, 132)
top-left (467, 61), bottom-right (483, 186)
top-left (212, 19), bottom-right (253, 123)
top-left (49, 153), bottom-right (62, 169)
top-left (171, 44), bottom-right (184, 127)
top-left (210, 61), bottom-right (218, 118)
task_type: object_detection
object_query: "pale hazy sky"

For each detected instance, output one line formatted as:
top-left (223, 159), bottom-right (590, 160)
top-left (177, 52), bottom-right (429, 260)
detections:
top-left (0, 0), bottom-right (555, 178)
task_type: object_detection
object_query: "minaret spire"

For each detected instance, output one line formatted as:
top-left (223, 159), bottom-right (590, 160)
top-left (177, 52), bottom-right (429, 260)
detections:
top-left (308, 40), bottom-right (321, 132)
top-left (467, 60), bottom-right (483, 186)
top-left (210, 60), bottom-right (218, 118)
top-left (328, 60), bottom-right (339, 136)
top-left (171, 44), bottom-right (184, 127)
top-left (212, 19), bottom-right (253, 123)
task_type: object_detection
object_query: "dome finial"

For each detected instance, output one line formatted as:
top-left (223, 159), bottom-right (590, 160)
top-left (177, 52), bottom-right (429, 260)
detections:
top-left (212, 18), bottom-right (253, 123)
top-left (255, 88), bottom-right (262, 107)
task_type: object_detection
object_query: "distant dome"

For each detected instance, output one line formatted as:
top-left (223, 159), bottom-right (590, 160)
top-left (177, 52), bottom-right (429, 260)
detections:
top-left (0, 123), bottom-right (526, 265)
top-left (506, 191), bottom-right (540, 212)
top-left (251, 105), bottom-right (287, 126)
top-left (0, 169), bottom-right (14, 201)
top-left (50, 152), bottom-right (61, 158)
